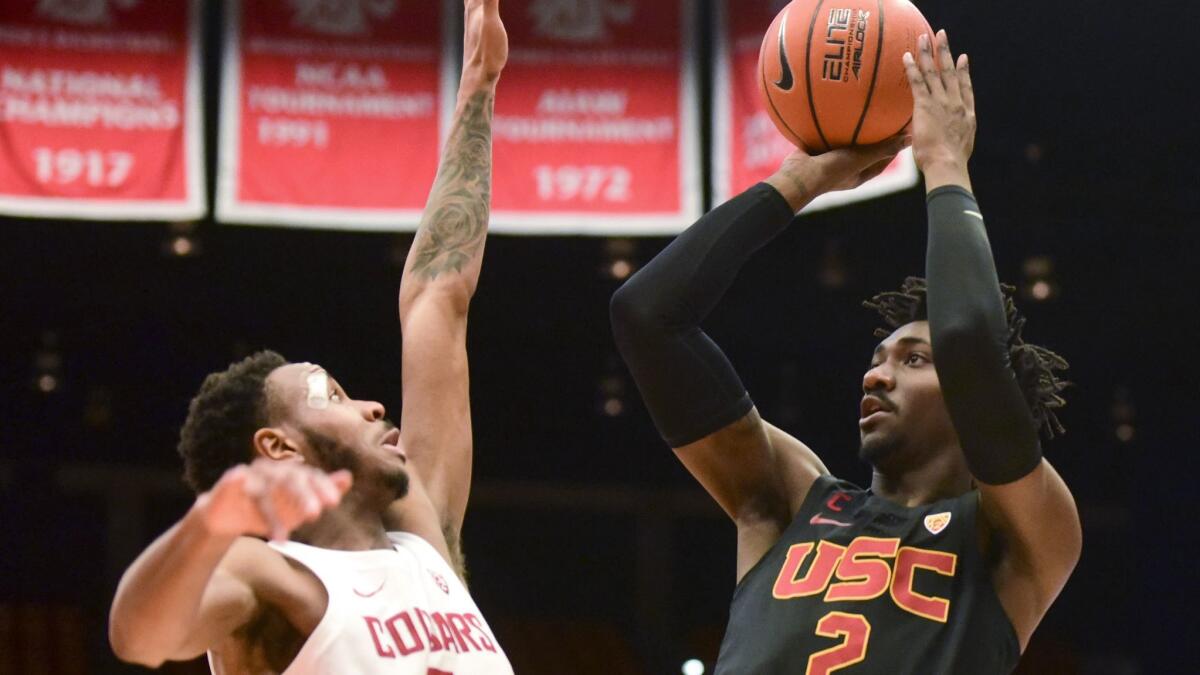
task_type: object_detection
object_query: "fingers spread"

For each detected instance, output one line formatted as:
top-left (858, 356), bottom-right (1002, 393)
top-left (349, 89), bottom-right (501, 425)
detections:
top-left (902, 51), bottom-right (928, 98)
top-left (916, 33), bottom-right (944, 96)
top-left (957, 53), bottom-right (975, 113)
top-left (935, 30), bottom-right (960, 100)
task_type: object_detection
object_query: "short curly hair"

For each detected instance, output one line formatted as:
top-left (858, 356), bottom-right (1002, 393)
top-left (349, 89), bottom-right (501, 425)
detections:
top-left (177, 350), bottom-right (288, 492)
top-left (864, 277), bottom-right (1069, 438)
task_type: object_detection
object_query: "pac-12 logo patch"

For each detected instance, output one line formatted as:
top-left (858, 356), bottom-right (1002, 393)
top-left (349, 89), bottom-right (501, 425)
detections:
top-left (924, 512), bottom-right (952, 535)
top-left (429, 570), bottom-right (450, 595)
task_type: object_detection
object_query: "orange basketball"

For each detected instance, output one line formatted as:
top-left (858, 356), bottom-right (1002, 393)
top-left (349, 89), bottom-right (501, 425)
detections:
top-left (758, 0), bottom-right (933, 152)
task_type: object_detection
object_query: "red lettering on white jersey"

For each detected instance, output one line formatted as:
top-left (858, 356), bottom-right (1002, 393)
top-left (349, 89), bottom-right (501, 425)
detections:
top-left (365, 609), bottom-right (499, 660)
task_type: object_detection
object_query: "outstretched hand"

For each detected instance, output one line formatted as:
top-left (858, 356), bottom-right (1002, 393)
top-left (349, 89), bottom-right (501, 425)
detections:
top-left (197, 459), bottom-right (352, 542)
top-left (461, 0), bottom-right (508, 90)
top-left (903, 29), bottom-right (976, 190)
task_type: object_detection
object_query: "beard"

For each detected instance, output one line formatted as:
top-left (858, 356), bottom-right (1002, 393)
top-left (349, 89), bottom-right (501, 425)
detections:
top-left (859, 429), bottom-right (902, 467)
top-left (303, 429), bottom-right (410, 501)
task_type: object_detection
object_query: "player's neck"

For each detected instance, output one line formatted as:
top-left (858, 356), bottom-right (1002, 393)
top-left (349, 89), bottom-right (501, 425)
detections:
top-left (869, 444), bottom-right (973, 507)
top-left (292, 493), bottom-right (392, 551)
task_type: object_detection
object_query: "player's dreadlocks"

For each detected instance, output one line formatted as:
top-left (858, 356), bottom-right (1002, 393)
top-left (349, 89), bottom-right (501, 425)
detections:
top-left (177, 350), bottom-right (288, 492)
top-left (864, 277), bottom-right (1069, 438)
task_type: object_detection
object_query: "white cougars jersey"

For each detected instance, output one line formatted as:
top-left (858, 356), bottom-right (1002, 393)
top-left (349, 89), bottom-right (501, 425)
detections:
top-left (239, 532), bottom-right (513, 674)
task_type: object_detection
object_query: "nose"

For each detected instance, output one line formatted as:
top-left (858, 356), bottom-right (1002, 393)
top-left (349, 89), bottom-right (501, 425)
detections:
top-left (862, 362), bottom-right (895, 394)
top-left (358, 400), bottom-right (385, 421)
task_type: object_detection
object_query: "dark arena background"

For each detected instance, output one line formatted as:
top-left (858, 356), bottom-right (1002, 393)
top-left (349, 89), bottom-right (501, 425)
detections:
top-left (2, 1), bottom-right (1196, 674)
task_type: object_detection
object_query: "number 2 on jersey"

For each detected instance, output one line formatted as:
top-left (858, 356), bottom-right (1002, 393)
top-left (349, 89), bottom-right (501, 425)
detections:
top-left (806, 612), bottom-right (870, 675)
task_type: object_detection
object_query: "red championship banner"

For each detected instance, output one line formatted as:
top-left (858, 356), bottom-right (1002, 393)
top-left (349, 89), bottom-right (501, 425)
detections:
top-left (713, 0), bottom-right (917, 211)
top-left (217, 0), bottom-right (453, 230)
top-left (489, 0), bottom-right (700, 235)
top-left (0, 0), bottom-right (204, 220)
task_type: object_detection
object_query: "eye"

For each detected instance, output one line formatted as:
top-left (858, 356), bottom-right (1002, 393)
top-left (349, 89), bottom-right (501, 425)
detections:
top-left (329, 391), bottom-right (344, 403)
top-left (905, 352), bottom-right (929, 366)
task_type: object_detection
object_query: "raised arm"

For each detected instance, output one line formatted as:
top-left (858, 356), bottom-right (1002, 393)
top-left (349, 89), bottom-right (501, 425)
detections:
top-left (392, 0), bottom-right (507, 565)
top-left (906, 30), bottom-right (1081, 647)
top-left (109, 461), bottom-right (349, 667)
top-left (610, 140), bottom-right (904, 580)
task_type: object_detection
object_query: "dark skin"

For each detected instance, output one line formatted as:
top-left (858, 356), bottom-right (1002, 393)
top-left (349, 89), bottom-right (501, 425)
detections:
top-left (676, 30), bottom-right (1080, 652)
top-left (860, 325), bottom-right (967, 504)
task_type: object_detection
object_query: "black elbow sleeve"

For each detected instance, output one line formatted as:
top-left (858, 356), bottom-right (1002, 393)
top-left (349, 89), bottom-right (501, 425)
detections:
top-left (926, 186), bottom-right (1042, 485)
top-left (610, 183), bottom-right (792, 446)
top-left (610, 282), bottom-right (753, 448)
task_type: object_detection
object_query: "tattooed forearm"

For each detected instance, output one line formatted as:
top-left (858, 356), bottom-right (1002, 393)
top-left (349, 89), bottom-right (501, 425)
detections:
top-left (409, 90), bottom-right (494, 280)
top-left (778, 166), bottom-right (811, 205)
top-left (764, 162), bottom-right (814, 213)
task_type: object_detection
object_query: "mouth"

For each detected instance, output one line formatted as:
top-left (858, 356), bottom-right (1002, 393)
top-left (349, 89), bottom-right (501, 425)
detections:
top-left (859, 395), bottom-right (894, 422)
top-left (380, 427), bottom-right (406, 460)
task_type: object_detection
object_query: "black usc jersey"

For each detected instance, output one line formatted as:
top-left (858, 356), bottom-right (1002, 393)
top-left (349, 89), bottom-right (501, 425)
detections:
top-left (714, 475), bottom-right (1019, 675)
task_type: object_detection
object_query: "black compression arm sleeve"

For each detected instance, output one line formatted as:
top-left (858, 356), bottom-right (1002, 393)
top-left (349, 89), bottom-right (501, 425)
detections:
top-left (610, 183), bottom-right (795, 447)
top-left (925, 185), bottom-right (1042, 485)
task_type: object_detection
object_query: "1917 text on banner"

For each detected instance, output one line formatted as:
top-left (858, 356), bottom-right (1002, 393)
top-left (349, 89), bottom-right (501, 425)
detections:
top-left (0, 0), bottom-right (205, 220)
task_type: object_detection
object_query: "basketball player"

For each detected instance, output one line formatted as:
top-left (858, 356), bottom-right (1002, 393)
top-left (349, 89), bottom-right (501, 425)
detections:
top-left (108, 2), bottom-right (514, 672)
top-left (611, 31), bottom-right (1079, 673)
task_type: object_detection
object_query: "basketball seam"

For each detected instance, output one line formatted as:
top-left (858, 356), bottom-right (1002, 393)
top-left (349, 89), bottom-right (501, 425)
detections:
top-left (762, 19), bottom-right (807, 149)
top-left (851, 0), bottom-right (886, 145)
top-left (804, 0), bottom-right (831, 152)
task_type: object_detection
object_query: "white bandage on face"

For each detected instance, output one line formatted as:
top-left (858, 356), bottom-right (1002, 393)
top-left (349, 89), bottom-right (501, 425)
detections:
top-left (306, 371), bottom-right (330, 410)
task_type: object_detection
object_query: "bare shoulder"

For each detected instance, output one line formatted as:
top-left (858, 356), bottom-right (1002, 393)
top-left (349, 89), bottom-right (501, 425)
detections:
top-left (220, 536), bottom-right (291, 580)
top-left (217, 536), bottom-right (332, 668)
top-left (207, 540), bottom-right (322, 673)
top-left (221, 537), bottom-right (327, 614)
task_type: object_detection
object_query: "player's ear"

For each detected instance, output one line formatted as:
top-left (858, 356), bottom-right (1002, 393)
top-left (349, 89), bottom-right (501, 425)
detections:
top-left (252, 427), bottom-right (302, 461)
